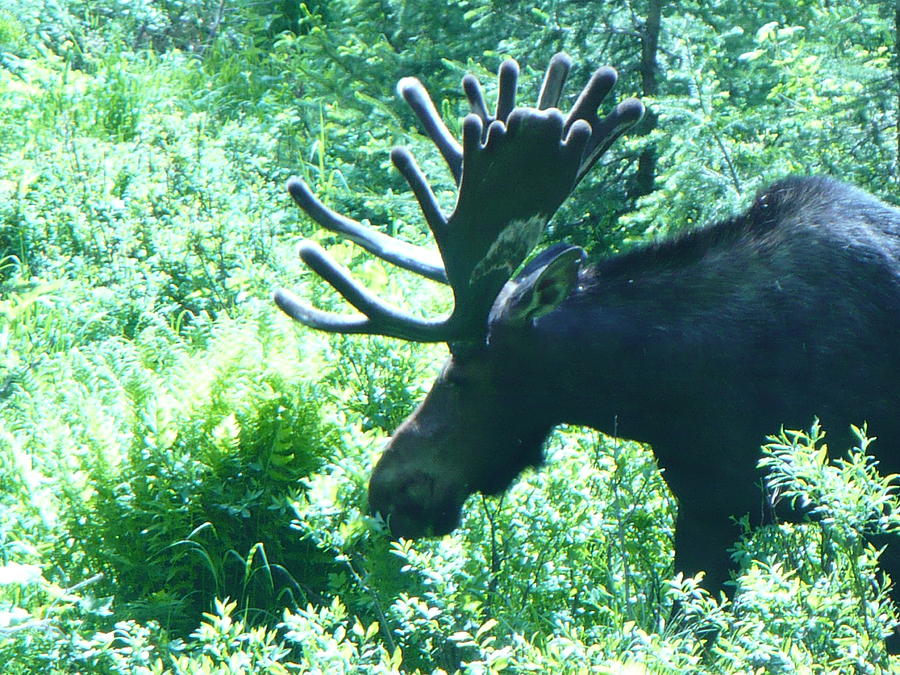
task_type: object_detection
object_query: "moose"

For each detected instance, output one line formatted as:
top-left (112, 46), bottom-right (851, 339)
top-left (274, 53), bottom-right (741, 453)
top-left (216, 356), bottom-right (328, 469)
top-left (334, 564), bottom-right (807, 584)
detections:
top-left (275, 54), bottom-right (900, 643)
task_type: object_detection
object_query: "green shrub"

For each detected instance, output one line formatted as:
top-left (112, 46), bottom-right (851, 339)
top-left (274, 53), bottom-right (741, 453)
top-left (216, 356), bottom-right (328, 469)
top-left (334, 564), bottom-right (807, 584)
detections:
top-left (0, 0), bottom-right (897, 671)
top-left (62, 312), bottom-right (338, 629)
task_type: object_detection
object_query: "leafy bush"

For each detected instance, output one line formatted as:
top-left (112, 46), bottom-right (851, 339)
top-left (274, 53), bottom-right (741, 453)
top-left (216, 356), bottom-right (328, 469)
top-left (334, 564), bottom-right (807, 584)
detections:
top-left (0, 0), bottom-right (897, 671)
top-left (6, 423), bottom-right (893, 672)
top-left (52, 311), bottom-right (339, 630)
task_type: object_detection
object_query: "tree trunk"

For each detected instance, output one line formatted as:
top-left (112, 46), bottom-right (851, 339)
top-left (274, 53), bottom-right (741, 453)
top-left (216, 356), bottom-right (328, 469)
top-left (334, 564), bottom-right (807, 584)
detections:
top-left (634, 0), bottom-right (663, 198)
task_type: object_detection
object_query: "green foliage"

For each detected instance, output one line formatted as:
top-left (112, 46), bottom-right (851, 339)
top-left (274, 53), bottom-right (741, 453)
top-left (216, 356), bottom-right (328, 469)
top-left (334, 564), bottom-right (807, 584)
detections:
top-left (321, 337), bottom-right (440, 434)
top-left (283, 425), bottom-right (899, 673)
top-left (32, 310), bottom-right (339, 630)
top-left (761, 423), bottom-right (900, 541)
top-left (623, 2), bottom-right (897, 242)
top-left (0, 0), bottom-right (897, 671)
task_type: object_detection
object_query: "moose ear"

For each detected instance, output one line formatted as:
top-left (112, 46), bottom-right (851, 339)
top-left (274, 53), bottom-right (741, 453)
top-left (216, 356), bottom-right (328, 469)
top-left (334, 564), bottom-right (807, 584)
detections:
top-left (490, 244), bottom-right (585, 325)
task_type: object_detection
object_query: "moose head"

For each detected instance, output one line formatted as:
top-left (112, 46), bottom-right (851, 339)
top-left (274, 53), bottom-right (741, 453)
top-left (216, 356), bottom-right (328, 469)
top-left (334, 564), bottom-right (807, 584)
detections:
top-left (274, 54), bottom-right (643, 537)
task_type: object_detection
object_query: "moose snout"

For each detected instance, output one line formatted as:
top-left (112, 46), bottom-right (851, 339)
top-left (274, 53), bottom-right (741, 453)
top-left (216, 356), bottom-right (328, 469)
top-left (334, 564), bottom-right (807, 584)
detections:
top-left (368, 463), bottom-right (465, 539)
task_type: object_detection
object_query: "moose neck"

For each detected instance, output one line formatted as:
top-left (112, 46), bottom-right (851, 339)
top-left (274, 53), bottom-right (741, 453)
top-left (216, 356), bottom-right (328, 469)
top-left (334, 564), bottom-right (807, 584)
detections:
top-left (524, 283), bottom-right (701, 448)
top-left (519, 225), bottom-right (809, 452)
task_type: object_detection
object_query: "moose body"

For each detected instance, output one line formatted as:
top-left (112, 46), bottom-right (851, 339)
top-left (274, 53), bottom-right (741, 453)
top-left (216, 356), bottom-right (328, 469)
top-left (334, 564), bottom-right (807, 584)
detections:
top-left (275, 54), bottom-right (900, 644)
top-left (371, 175), bottom-right (900, 596)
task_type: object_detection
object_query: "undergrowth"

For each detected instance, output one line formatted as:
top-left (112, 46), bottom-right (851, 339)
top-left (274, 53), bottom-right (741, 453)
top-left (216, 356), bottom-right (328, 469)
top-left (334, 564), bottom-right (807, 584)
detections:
top-left (0, 0), bottom-right (897, 672)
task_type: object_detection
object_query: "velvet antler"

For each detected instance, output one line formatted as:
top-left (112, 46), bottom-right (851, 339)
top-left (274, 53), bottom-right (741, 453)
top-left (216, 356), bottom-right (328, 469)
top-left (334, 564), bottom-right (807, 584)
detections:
top-left (275, 54), bottom-right (643, 342)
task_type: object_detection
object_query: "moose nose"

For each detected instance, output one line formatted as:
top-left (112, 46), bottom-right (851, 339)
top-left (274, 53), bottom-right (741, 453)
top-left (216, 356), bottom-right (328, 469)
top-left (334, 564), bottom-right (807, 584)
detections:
top-left (368, 467), bottom-right (463, 539)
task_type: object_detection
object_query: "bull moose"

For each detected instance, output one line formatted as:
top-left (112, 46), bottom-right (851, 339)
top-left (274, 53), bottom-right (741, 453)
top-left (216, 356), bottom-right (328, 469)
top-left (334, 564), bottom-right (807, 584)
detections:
top-left (274, 54), bottom-right (900, 644)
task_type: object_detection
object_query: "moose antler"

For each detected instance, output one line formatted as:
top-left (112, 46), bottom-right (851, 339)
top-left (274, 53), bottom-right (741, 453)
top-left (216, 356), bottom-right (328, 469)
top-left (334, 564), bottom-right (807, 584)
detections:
top-left (274, 53), bottom-right (643, 342)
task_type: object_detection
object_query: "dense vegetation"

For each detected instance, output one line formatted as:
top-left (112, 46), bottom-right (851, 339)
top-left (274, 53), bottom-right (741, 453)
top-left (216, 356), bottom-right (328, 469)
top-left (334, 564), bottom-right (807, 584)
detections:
top-left (0, 0), bottom-right (898, 672)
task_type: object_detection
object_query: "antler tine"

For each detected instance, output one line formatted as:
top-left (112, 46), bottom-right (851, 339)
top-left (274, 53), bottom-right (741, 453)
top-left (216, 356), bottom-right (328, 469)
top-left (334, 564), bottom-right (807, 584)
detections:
top-left (462, 74), bottom-right (490, 127)
top-left (398, 77), bottom-right (464, 183)
top-left (274, 242), bottom-right (451, 341)
top-left (537, 52), bottom-right (572, 110)
top-left (575, 97), bottom-right (644, 184)
top-left (274, 287), bottom-right (369, 334)
top-left (494, 59), bottom-right (519, 123)
top-left (389, 147), bottom-right (448, 239)
top-left (567, 65), bottom-right (619, 126)
top-left (286, 177), bottom-right (447, 283)
top-left (564, 66), bottom-right (645, 184)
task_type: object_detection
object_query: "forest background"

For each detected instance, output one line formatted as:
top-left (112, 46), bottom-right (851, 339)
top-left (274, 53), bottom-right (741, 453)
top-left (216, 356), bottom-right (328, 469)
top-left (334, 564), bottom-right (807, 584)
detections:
top-left (0, 0), bottom-right (898, 672)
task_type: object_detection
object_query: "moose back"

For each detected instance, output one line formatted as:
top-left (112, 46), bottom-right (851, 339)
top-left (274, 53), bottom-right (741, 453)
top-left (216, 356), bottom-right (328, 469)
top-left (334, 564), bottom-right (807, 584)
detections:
top-left (274, 54), bottom-right (900, 639)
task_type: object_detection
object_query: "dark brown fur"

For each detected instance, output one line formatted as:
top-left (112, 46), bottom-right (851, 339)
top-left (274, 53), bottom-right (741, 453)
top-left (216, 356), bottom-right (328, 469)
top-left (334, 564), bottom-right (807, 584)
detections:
top-left (369, 175), bottom-right (900, 643)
